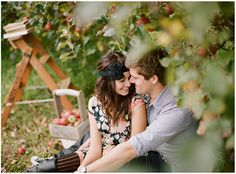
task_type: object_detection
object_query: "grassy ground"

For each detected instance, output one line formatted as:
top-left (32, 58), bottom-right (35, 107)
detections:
top-left (1, 57), bottom-right (66, 172)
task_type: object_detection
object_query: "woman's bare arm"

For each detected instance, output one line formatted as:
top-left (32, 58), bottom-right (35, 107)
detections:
top-left (130, 99), bottom-right (147, 136)
top-left (78, 113), bottom-right (102, 168)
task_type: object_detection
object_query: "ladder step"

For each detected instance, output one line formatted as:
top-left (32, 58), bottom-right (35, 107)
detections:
top-left (7, 98), bottom-right (54, 106)
top-left (58, 78), bottom-right (71, 89)
top-left (24, 85), bottom-right (48, 90)
top-left (39, 55), bottom-right (50, 64)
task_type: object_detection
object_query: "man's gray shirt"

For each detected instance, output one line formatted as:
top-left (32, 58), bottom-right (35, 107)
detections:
top-left (128, 86), bottom-right (197, 171)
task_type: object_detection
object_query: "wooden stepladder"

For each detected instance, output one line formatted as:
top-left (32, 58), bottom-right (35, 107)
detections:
top-left (2, 20), bottom-right (77, 127)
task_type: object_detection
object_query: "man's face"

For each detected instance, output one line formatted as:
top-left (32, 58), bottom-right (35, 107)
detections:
top-left (129, 67), bottom-right (152, 95)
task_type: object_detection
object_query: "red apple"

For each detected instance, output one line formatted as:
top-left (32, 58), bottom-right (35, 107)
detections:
top-left (136, 16), bottom-right (150, 27)
top-left (68, 115), bottom-right (77, 123)
top-left (197, 46), bottom-right (208, 58)
top-left (66, 15), bottom-right (72, 24)
top-left (72, 109), bottom-right (81, 118)
top-left (74, 26), bottom-right (82, 33)
top-left (209, 45), bottom-right (217, 55)
top-left (61, 111), bottom-right (73, 119)
top-left (77, 117), bottom-right (81, 123)
top-left (59, 118), bottom-right (68, 126)
top-left (165, 4), bottom-right (174, 15)
top-left (45, 21), bottom-right (51, 31)
top-left (18, 146), bottom-right (25, 155)
top-left (75, 113), bottom-right (81, 119)
top-left (52, 118), bottom-right (61, 125)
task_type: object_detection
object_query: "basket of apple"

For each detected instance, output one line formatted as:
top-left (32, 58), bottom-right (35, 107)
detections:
top-left (49, 89), bottom-right (89, 140)
top-left (52, 109), bottom-right (81, 127)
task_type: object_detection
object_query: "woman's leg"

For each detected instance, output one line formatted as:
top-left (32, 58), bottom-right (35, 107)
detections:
top-left (25, 131), bottom-right (90, 172)
top-left (25, 152), bottom-right (81, 172)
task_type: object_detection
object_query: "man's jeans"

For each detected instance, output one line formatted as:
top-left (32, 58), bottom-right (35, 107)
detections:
top-left (119, 151), bottom-right (171, 172)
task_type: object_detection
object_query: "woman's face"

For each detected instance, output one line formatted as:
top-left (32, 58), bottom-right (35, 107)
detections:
top-left (115, 71), bottom-right (131, 96)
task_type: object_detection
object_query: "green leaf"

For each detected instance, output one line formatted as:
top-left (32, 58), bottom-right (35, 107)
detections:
top-left (66, 40), bottom-right (74, 50)
top-left (83, 36), bottom-right (90, 46)
top-left (215, 49), bottom-right (233, 67)
top-left (203, 63), bottom-right (229, 97)
top-left (183, 89), bottom-right (206, 119)
top-left (160, 57), bottom-right (173, 67)
top-left (86, 48), bottom-right (96, 56)
top-left (56, 42), bottom-right (67, 51)
top-left (208, 98), bottom-right (225, 114)
top-left (225, 135), bottom-right (234, 150)
top-left (59, 52), bottom-right (73, 61)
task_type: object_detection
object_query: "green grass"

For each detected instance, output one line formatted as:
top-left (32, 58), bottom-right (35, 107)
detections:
top-left (1, 57), bottom-right (66, 172)
top-left (1, 103), bottom-right (63, 172)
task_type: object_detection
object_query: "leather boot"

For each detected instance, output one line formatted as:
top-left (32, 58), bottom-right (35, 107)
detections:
top-left (25, 158), bottom-right (57, 172)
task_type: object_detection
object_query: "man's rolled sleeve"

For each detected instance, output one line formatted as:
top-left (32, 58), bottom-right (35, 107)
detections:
top-left (128, 136), bottom-right (142, 156)
top-left (128, 109), bottom-right (192, 156)
top-left (128, 126), bottom-right (160, 157)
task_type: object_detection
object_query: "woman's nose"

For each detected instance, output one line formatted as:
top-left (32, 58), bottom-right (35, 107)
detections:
top-left (125, 80), bottom-right (131, 87)
top-left (129, 76), bottom-right (134, 83)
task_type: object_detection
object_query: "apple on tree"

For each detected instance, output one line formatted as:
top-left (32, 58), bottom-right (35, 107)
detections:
top-left (165, 4), bottom-right (174, 15)
top-left (197, 46), bottom-right (208, 58)
top-left (136, 15), bottom-right (150, 27)
top-left (45, 21), bottom-right (51, 31)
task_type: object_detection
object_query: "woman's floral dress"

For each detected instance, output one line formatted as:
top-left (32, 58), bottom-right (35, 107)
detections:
top-left (78, 95), bottom-right (145, 161)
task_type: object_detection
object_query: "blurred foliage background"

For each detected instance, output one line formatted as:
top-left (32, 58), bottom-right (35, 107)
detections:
top-left (1, 2), bottom-right (234, 172)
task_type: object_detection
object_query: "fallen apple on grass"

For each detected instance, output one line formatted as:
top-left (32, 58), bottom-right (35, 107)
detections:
top-left (18, 146), bottom-right (25, 155)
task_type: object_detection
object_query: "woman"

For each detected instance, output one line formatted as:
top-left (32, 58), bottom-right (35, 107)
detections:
top-left (25, 51), bottom-right (147, 172)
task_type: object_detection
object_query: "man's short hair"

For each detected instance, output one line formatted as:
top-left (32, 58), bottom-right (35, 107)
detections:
top-left (127, 48), bottom-right (168, 85)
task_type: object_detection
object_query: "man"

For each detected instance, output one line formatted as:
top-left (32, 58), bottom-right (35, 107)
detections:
top-left (77, 48), bottom-right (197, 172)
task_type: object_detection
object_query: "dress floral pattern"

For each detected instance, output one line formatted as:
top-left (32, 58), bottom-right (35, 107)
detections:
top-left (78, 95), bottom-right (145, 159)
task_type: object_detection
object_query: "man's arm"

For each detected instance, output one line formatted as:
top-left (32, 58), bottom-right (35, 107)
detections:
top-left (85, 141), bottom-right (137, 172)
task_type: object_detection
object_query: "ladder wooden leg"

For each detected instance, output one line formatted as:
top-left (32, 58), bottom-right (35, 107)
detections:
top-left (4, 56), bottom-right (30, 103)
top-left (47, 58), bottom-right (67, 79)
top-left (2, 88), bottom-right (23, 127)
top-left (2, 105), bottom-right (12, 127)
top-left (29, 55), bottom-right (73, 110)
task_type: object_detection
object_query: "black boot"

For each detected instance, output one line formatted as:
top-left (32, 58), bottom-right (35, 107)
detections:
top-left (25, 153), bottom-right (80, 172)
top-left (25, 158), bottom-right (57, 172)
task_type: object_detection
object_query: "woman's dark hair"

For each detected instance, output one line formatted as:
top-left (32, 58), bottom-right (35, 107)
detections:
top-left (95, 51), bottom-right (135, 125)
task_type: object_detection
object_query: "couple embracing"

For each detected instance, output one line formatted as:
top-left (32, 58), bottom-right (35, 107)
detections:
top-left (26, 47), bottom-right (197, 172)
